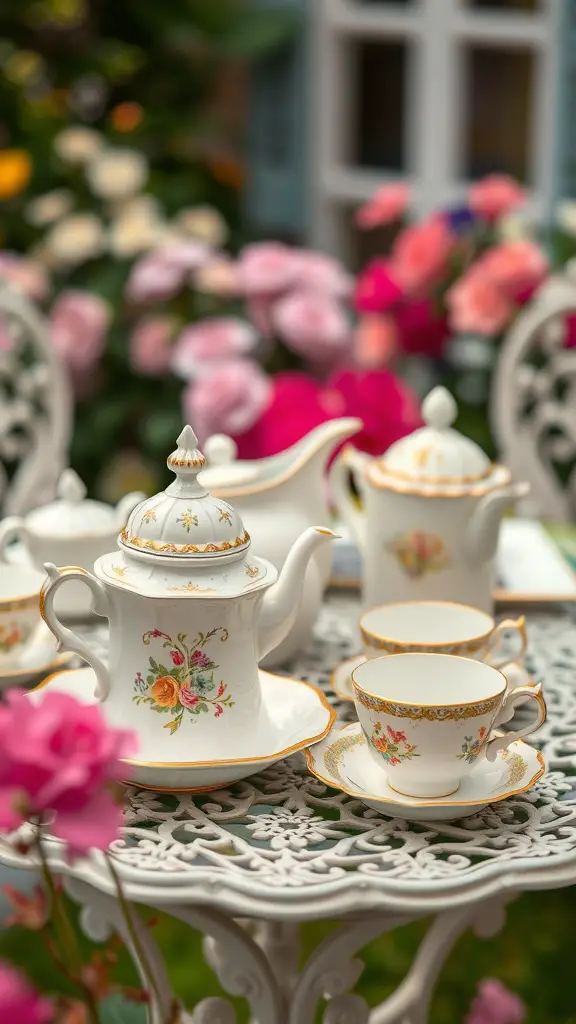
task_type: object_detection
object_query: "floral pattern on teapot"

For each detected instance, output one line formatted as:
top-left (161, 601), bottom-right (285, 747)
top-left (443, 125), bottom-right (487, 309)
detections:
top-left (132, 626), bottom-right (234, 735)
top-left (388, 529), bottom-right (451, 579)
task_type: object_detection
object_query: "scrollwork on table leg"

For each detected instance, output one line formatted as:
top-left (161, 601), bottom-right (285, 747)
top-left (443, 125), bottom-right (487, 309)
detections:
top-left (169, 905), bottom-right (284, 1024)
top-left (64, 876), bottom-right (175, 1024)
top-left (253, 920), bottom-right (300, 1000)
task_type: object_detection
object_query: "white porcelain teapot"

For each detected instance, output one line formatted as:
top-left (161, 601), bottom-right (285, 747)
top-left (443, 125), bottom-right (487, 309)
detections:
top-left (199, 418), bottom-right (361, 667)
top-left (40, 427), bottom-right (336, 764)
top-left (0, 470), bottom-right (144, 618)
top-left (331, 387), bottom-right (529, 613)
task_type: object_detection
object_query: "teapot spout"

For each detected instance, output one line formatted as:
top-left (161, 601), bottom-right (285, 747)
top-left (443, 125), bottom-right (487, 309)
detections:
top-left (115, 491), bottom-right (147, 530)
top-left (257, 527), bottom-right (338, 663)
top-left (466, 482), bottom-right (530, 567)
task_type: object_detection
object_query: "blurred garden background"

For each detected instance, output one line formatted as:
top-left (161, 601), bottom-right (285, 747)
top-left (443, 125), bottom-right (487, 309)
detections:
top-left (1, 0), bottom-right (576, 1020)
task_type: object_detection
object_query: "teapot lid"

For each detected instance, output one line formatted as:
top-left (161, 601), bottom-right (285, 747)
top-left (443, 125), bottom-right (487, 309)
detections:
top-left (368, 387), bottom-right (511, 496)
top-left (120, 425), bottom-right (250, 560)
top-left (26, 469), bottom-right (117, 536)
top-left (199, 434), bottom-right (260, 490)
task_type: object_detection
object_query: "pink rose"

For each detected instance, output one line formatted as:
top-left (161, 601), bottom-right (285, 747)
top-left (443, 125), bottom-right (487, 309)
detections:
top-left (171, 318), bottom-right (258, 380)
top-left (465, 978), bottom-right (525, 1024)
top-left (130, 315), bottom-right (177, 377)
top-left (0, 690), bottom-right (136, 855)
top-left (237, 241), bottom-right (299, 296)
top-left (183, 358), bottom-right (272, 442)
top-left (233, 371), bottom-right (338, 460)
top-left (179, 687), bottom-right (199, 708)
top-left (475, 240), bottom-right (548, 301)
top-left (327, 368), bottom-right (422, 457)
top-left (191, 649), bottom-right (211, 669)
top-left (170, 650), bottom-right (185, 666)
top-left (0, 253), bottom-right (49, 303)
top-left (354, 259), bottom-right (403, 314)
top-left (468, 174), bottom-right (527, 222)
top-left (0, 963), bottom-right (52, 1024)
top-left (291, 250), bottom-right (352, 297)
top-left (390, 217), bottom-right (454, 296)
top-left (355, 183), bottom-right (411, 230)
top-left (127, 241), bottom-right (211, 303)
top-left (50, 289), bottom-right (110, 375)
top-left (354, 315), bottom-right (398, 369)
top-left (273, 291), bottom-right (351, 360)
top-left (447, 269), bottom-right (514, 336)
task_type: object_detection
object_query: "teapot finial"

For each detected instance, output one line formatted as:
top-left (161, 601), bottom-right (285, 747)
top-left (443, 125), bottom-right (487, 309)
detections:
top-left (422, 386), bottom-right (457, 431)
top-left (56, 469), bottom-right (87, 504)
top-left (167, 425), bottom-right (207, 475)
top-left (204, 434), bottom-right (237, 467)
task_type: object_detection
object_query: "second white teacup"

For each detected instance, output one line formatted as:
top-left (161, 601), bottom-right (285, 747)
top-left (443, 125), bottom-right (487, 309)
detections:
top-left (352, 653), bottom-right (546, 799)
top-left (360, 601), bottom-right (527, 670)
top-left (0, 562), bottom-right (47, 664)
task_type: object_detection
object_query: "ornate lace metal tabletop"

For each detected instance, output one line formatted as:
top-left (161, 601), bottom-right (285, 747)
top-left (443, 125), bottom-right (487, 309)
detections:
top-left (3, 591), bottom-right (576, 1023)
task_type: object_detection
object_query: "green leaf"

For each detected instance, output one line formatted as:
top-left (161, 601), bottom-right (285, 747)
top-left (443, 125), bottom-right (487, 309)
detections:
top-left (100, 993), bottom-right (147, 1024)
top-left (198, 703), bottom-right (209, 713)
top-left (146, 675), bottom-right (155, 685)
top-left (149, 659), bottom-right (158, 671)
top-left (157, 664), bottom-right (169, 676)
top-left (217, 9), bottom-right (300, 57)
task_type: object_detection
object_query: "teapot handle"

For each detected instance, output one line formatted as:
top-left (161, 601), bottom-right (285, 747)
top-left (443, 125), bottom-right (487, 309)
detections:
top-left (41, 564), bottom-right (111, 702)
top-left (329, 447), bottom-right (368, 555)
top-left (0, 516), bottom-right (32, 564)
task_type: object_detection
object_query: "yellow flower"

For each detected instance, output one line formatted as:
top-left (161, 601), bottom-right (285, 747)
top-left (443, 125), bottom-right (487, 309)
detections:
top-left (0, 150), bottom-right (32, 201)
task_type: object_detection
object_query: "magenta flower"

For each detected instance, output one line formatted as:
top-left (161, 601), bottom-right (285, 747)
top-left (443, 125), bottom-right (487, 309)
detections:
top-left (183, 358), bottom-right (272, 443)
top-left (0, 962), bottom-right (52, 1024)
top-left (237, 241), bottom-right (299, 296)
top-left (171, 317), bottom-right (258, 381)
top-left (355, 183), bottom-right (411, 230)
top-left (273, 291), bottom-right (351, 360)
top-left (50, 290), bottom-right (111, 375)
top-left (130, 315), bottom-right (177, 377)
top-left (179, 687), bottom-right (200, 708)
top-left (465, 978), bottom-right (525, 1024)
top-left (468, 174), bottom-right (527, 222)
top-left (170, 650), bottom-right (185, 666)
top-left (0, 690), bottom-right (136, 855)
top-left (191, 649), bottom-right (211, 669)
top-left (354, 259), bottom-right (403, 314)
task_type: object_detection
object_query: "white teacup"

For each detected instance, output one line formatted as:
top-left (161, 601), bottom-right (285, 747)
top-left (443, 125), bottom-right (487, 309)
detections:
top-left (0, 562), bottom-right (46, 664)
top-left (360, 601), bottom-right (527, 670)
top-left (352, 653), bottom-right (546, 799)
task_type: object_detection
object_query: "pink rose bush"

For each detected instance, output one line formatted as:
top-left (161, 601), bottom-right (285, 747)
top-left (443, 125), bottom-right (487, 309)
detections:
top-left (0, 963), bottom-right (52, 1024)
top-left (465, 978), bottom-right (525, 1024)
top-left (356, 183), bottom-right (411, 230)
top-left (171, 317), bottom-right (257, 379)
top-left (130, 314), bottom-right (177, 376)
top-left (468, 174), bottom-right (527, 222)
top-left (183, 358), bottom-right (273, 443)
top-left (50, 290), bottom-right (111, 377)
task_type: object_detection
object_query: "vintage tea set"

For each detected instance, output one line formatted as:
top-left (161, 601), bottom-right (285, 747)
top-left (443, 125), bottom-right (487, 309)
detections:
top-left (0, 385), bottom-right (548, 821)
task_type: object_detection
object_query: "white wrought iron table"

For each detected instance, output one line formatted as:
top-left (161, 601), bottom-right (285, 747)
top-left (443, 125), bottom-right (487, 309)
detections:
top-left (2, 590), bottom-right (576, 1024)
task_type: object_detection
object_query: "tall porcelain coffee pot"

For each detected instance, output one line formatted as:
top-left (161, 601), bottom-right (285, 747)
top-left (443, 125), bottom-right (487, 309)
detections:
top-left (200, 418), bottom-right (361, 666)
top-left (40, 427), bottom-right (336, 765)
top-left (331, 387), bottom-right (529, 613)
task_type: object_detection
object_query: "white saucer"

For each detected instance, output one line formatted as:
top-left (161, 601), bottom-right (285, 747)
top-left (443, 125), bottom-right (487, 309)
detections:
top-left (28, 666), bottom-right (336, 793)
top-left (0, 625), bottom-right (76, 690)
top-left (305, 722), bottom-right (546, 822)
top-left (331, 654), bottom-right (537, 704)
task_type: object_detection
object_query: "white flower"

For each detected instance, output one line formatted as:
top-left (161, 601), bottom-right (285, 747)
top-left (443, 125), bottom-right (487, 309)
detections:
top-left (556, 200), bottom-right (576, 238)
top-left (25, 189), bottom-right (74, 227)
top-left (45, 213), bottom-right (105, 266)
top-left (119, 194), bottom-right (162, 222)
top-left (53, 127), bottom-right (104, 165)
top-left (175, 205), bottom-right (229, 247)
top-left (86, 148), bottom-right (148, 200)
top-left (108, 213), bottom-right (164, 258)
top-left (497, 213), bottom-right (531, 242)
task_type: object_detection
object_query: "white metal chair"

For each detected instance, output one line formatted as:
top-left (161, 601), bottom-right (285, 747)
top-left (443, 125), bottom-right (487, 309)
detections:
top-left (491, 265), bottom-right (576, 523)
top-left (0, 281), bottom-right (72, 516)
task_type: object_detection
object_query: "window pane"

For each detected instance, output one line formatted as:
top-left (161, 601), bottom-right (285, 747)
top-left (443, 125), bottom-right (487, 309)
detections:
top-left (463, 47), bottom-right (534, 182)
top-left (350, 40), bottom-right (407, 171)
top-left (467, 0), bottom-right (539, 9)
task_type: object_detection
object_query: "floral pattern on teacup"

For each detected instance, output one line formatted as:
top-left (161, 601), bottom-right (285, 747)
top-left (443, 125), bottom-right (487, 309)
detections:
top-left (132, 626), bottom-right (234, 734)
top-left (457, 726), bottom-right (487, 764)
top-left (0, 622), bottom-right (28, 653)
top-left (388, 530), bottom-right (451, 579)
top-left (369, 722), bottom-right (420, 765)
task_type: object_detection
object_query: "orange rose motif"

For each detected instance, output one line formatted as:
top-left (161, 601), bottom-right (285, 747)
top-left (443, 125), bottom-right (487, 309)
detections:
top-left (151, 676), bottom-right (180, 708)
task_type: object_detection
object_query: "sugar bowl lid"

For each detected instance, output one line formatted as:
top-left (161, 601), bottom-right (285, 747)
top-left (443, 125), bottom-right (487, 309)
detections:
top-left (120, 426), bottom-right (250, 560)
top-left (25, 469), bottom-right (118, 535)
top-left (368, 386), bottom-right (511, 496)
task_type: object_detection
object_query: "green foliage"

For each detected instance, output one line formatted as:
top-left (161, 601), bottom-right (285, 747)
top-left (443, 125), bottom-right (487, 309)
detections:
top-left (100, 993), bottom-right (147, 1023)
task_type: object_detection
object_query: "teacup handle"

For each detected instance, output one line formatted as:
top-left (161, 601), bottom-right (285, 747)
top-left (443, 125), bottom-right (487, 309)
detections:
top-left (485, 683), bottom-right (546, 762)
top-left (0, 516), bottom-right (32, 564)
top-left (41, 563), bottom-right (111, 702)
top-left (483, 616), bottom-right (527, 669)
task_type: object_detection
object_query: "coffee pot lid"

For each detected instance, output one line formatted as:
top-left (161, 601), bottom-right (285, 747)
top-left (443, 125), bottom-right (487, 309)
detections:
top-left (26, 469), bottom-right (118, 535)
top-left (120, 425), bottom-right (250, 560)
top-left (369, 387), bottom-right (509, 496)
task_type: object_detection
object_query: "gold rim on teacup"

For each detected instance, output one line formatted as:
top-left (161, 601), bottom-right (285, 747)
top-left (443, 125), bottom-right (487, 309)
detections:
top-left (351, 651), bottom-right (508, 711)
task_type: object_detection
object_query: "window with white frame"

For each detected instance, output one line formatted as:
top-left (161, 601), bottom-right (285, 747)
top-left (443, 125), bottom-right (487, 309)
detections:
top-left (309, 0), bottom-right (560, 265)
